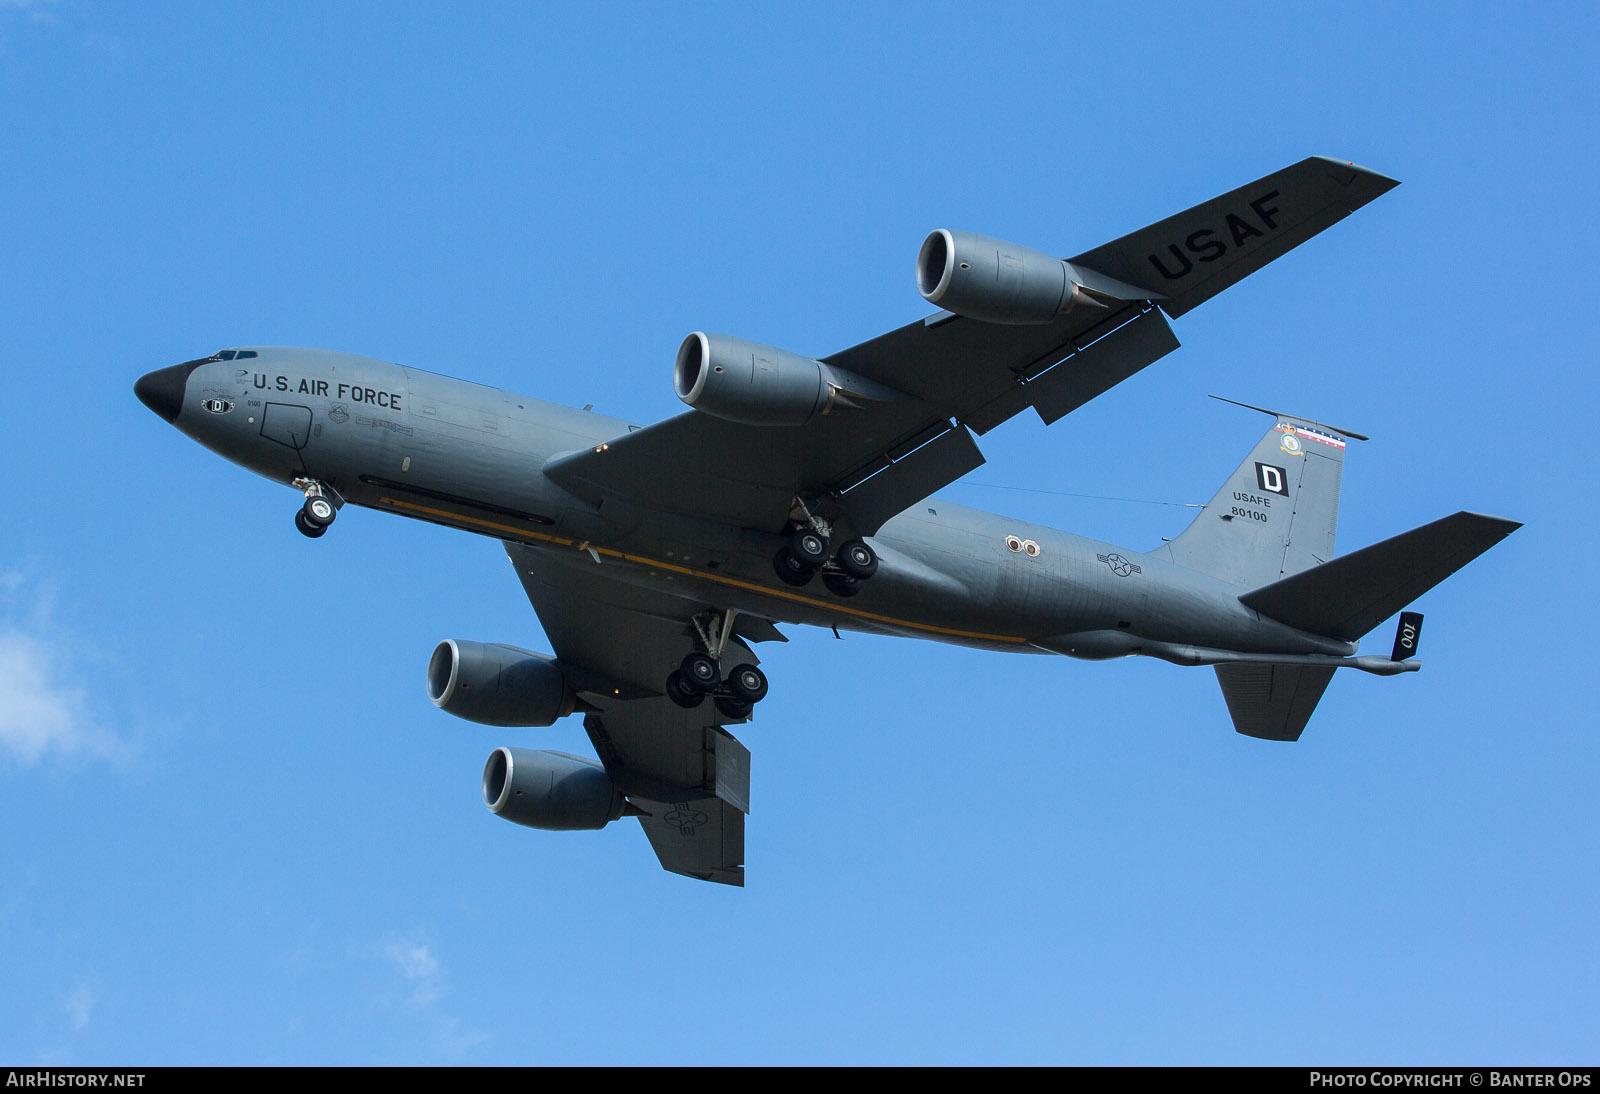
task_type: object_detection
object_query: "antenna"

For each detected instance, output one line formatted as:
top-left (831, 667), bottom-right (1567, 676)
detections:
top-left (1206, 394), bottom-right (1369, 441)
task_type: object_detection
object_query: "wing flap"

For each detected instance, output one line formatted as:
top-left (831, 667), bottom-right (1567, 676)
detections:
top-left (839, 421), bottom-right (985, 534)
top-left (1027, 307), bottom-right (1181, 426)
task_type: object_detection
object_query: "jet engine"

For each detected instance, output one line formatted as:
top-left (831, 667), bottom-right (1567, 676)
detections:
top-left (674, 331), bottom-right (903, 426)
top-left (482, 747), bottom-right (625, 831)
top-left (426, 639), bottom-right (575, 727)
top-left (917, 229), bottom-right (1116, 325)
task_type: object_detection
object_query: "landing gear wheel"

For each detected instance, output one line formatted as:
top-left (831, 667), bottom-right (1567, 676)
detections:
top-left (295, 510), bottom-right (327, 539)
top-left (302, 494), bottom-right (337, 528)
top-left (728, 664), bottom-right (769, 705)
top-left (836, 538), bottom-right (878, 580)
top-left (714, 694), bottom-right (754, 721)
top-left (823, 572), bottom-right (861, 598)
top-left (679, 651), bottom-right (720, 693)
top-left (788, 528), bottom-right (830, 567)
top-left (772, 546), bottom-right (815, 587)
top-left (665, 671), bottom-right (705, 709)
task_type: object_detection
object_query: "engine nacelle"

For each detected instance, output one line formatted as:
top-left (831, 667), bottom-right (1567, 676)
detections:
top-left (916, 229), bottom-right (1096, 325)
top-left (482, 747), bottom-right (624, 831)
top-left (427, 639), bottom-right (575, 727)
top-left (674, 332), bottom-right (903, 426)
top-left (674, 331), bottom-right (832, 426)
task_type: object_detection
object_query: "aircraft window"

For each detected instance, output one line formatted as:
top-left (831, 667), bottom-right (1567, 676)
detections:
top-left (236, 350), bottom-right (258, 359)
top-left (218, 350), bottom-right (237, 360)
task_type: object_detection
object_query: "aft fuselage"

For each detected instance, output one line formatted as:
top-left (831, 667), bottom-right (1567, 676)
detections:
top-left (136, 347), bottom-right (1352, 663)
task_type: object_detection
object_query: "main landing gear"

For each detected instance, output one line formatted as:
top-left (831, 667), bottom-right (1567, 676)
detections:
top-left (292, 478), bottom-right (340, 539)
top-left (771, 520), bottom-right (880, 598)
top-left (664, 608), bottom-right (770, 721)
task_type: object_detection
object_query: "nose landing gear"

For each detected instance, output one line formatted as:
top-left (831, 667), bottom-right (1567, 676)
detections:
top-left (292, 479), bottom-right (342, 539)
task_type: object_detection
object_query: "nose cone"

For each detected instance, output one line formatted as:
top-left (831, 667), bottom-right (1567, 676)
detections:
top-left (134, 360), bottom-right (203, 422)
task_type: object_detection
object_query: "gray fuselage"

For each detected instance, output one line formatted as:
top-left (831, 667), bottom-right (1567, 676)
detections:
top-left (143, 346), bottom-right (1352, 664)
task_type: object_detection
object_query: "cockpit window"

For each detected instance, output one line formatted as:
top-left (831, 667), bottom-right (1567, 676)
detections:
top-left (217, 350), bottom-right (237, 360)
top-left (237, 350), bottom-right (258, 359)
top-left (214, 349), bottom-right (258, 360)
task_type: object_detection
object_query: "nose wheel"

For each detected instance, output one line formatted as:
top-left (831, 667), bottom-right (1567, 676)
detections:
top-left (295, 509), bottom-right (329, 538)
top-left (292, 479), bottom-right (341, 539)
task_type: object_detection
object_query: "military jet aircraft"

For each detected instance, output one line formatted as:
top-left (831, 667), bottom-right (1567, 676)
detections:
top-left (134, 157), bottom-right (1517, 886)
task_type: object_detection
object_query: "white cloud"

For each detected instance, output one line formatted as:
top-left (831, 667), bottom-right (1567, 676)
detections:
top-left (0, 629), bottom-right (94, 763)
top-left (385, 937), bottom-right (442, 1007)
top-left (65, 983), bottom-right (93, 1031)
top-left (430, 1015), bottom-right (491, 1057)
top-left (380, 934), bottom-right (490, 1059)
top-left (0, 575), bottom-right (122, 765)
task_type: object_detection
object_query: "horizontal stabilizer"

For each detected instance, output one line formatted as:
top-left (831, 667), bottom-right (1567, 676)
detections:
top-left (1240, 512), bottom-right (1521, 641)
top-left (1215, 663), bottom-right (1336, 741)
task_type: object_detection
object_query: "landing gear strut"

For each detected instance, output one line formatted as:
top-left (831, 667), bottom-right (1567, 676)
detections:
top-left (292, 479), bottom-right (340, 539)
top-left (663, 608), bottom-right (770, 722)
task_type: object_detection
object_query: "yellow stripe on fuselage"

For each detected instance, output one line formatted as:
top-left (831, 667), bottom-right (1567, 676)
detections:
top-left (378, 496), bottom-right (1028, 645)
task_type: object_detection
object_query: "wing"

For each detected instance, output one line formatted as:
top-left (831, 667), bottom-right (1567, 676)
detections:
top-left (504, 541), bottom-right (776, 886)
top-left (546, 157), bottom-right (1398, 536)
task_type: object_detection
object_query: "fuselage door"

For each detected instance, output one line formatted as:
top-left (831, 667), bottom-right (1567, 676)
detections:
top-left (261, 402), bottom-right (313, 449)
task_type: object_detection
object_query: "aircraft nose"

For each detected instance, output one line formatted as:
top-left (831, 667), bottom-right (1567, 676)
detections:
top-left (134, 360), bottom-right (201, 423)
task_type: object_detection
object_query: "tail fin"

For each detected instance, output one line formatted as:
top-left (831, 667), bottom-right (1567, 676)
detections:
top-left (1239, 511), bottom-right (1522, 641)
top-left (1164, 402), bottom-right (1360, 587)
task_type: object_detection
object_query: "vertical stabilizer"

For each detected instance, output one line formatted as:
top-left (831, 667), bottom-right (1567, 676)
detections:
top-left (1162, 407), bottom-right (1357, 587)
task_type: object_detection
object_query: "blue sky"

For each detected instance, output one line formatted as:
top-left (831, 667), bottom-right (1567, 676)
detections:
top-left (1, 1), bottom-right (1596, 1065)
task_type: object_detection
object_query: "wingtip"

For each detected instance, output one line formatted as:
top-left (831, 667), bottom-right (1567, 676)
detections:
top-left (1458, 511), bottom-right (1523, 534)
top-left (1311, 155), bottom-right (1401, 196)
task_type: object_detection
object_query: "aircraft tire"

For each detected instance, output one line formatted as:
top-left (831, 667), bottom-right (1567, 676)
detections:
top-left (836, 539), bottom-right (878, 580)
top-left (665, 671), bottom-right (704, 709)
top-left (772, 547), bottom-right (814, 587)
top-left (822, 572), bottom-right (861, 598)
top-left (679, 651), bottom-right (720, 693)
top-left (728, 664), bottom-right (769, 704)
top-left (714, 695), bottom-right (753, 721)
top-left (789, 528), bottom-right (829, 566)
top-left (295, 510), bottom-right (327, 539)
top-left (302, 495), bottom-right (337, 528)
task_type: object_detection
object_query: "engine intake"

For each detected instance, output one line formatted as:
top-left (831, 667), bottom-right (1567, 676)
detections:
top-left (482, 747), bottom-right (624, 831)
top-left (427, 639), bottom-right (575, 727)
